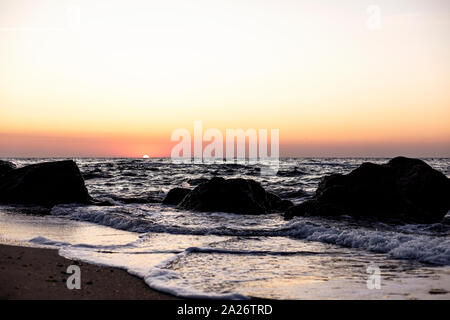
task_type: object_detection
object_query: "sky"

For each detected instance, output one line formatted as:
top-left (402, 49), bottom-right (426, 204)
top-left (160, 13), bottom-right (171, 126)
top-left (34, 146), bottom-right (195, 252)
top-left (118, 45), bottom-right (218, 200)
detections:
top-left (0, 0), bottom-right (449, 157)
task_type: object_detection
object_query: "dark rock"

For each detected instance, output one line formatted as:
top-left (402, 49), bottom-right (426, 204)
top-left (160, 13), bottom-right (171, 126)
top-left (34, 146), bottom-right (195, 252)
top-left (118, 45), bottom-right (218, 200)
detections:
top-left (0, 160), bottom-right (16, 176)
top-left (285, 157), bottom-right (450, 223)
top-left (443, 215), bottom-right (450, 225)
top-left (266, 192), bottom-right (294, 212)
top-left (178, 177), bottom-right (292, 214)
top-left (162, 188), bottom-right (191, 205)
top-left (0, 160), bottom-right (92, 206)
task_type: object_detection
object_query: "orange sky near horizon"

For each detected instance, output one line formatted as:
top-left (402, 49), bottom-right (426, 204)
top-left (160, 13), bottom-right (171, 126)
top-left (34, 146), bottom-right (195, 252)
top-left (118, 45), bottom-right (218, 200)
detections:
top-left (0, 0), bottom-right (449, 157)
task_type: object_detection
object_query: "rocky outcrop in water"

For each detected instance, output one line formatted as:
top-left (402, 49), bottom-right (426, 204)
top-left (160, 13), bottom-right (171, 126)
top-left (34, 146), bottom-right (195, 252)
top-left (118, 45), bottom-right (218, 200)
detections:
top-left (0, 160), bottom-right (92, 206)
top-left (0, 160), bottom-right (16, 177)
top-left (162, 187), bottom-right (191, 205)
top-left (266, 191), bottom-right (295, 212)
top-left (177, 177), bottom-right (292, 215)
top-left (285, 157), bottom-right (450, 223)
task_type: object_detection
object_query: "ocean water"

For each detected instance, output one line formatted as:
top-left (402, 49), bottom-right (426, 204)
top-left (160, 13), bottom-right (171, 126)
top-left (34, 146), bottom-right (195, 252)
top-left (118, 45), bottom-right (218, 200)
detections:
top-left (0, 158), bottom-right (449, 299)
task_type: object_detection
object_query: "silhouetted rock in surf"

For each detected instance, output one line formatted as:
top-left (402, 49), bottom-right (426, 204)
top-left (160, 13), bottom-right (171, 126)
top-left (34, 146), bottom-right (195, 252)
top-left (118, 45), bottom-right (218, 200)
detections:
top-left (285, 157), bottom-right (450, 223)
top-left (0, 160), bottom-right (92, 207)
top-left (162, 188), bottom-right (191, 205)
top-left (266, 192), bottom-right (295, 212)
top-left (0, 160), bottom-right (16, 177)
top-left (177, 177), bottom-right (293, 215)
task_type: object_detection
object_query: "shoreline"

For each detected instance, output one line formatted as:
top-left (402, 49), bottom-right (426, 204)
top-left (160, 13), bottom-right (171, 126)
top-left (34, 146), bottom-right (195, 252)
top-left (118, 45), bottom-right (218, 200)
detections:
top-left (0, 244), bottom-right (179, 300)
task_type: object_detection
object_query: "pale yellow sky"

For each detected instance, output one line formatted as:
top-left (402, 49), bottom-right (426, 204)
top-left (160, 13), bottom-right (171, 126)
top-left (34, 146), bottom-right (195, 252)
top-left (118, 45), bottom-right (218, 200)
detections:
top-left (0, 0), bottom-right (449, 157)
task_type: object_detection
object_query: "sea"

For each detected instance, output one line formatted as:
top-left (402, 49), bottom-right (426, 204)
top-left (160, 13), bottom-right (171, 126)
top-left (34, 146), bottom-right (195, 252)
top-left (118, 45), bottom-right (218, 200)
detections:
top-left (0, 158), bottom-right (449, 299)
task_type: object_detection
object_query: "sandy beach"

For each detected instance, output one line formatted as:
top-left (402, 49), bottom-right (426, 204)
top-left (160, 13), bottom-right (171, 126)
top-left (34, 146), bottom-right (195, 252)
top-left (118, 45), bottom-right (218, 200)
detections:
top-left (0, 244), bottom-right (178, 300)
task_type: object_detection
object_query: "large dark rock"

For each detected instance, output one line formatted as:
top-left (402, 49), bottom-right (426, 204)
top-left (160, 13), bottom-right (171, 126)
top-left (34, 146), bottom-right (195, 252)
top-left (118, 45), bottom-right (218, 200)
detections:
top-left (285, 157), bottom-right (450, 223)
top-left (0, 160), bottom-right (16, 176)
top-left (162, 188), bottom-right (191, 205)
top-left (0, 160), bottom-right (92, 206)
top-left (178, 177), bottom-right (292, 214)
top-left (266, 191), bottom-right (294, 212)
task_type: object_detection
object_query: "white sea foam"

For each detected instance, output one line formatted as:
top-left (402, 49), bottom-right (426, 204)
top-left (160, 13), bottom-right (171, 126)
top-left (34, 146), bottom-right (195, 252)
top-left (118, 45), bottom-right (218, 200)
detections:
top-left (143, 252), bottom-right (251, 300)
top-left (29, 236), bottom-right (70, 247)
top-left (49, 204), bottom-right (450, 265)
top-left (57, 242), bottom-right (251, 299)
top-left (284, 219), bottom-right (450, 265)
top-left (144, 268), bottom-right (250, 300)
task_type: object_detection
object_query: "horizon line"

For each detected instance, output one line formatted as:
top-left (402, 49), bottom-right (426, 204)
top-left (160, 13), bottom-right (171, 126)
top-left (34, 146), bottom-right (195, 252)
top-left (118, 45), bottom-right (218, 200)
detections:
top-left (1, 156), bottom-right (450, 159)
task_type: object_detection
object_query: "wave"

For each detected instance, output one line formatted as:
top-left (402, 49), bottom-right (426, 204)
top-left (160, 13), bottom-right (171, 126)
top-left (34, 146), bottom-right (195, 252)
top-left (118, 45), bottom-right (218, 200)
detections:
top-left (144, 253), bottom-right (250, 300)
top-left (184, 246), bottom-right (325, 256)
top-left (29, 236), bottom-right (70, 247)
top-left (29, 236), bottom-right (141, 250)
top-left (50, 204), bottom-right (450, 266)
top-left (55, 241), bottom-right (251, 300)
top-left (82, 170), bottom-right (113, 180)
top-left (29, 230), bottom-right (450, 300)
top-left (283, 220), bottom-right (450, 265)
top-left (276, 168), bottom-right (307, 177)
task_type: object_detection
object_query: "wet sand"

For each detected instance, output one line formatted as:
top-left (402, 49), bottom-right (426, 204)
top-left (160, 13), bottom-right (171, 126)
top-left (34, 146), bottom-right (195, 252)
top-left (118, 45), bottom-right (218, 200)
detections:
top-left (0, 244), bottom-right (179, 300)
